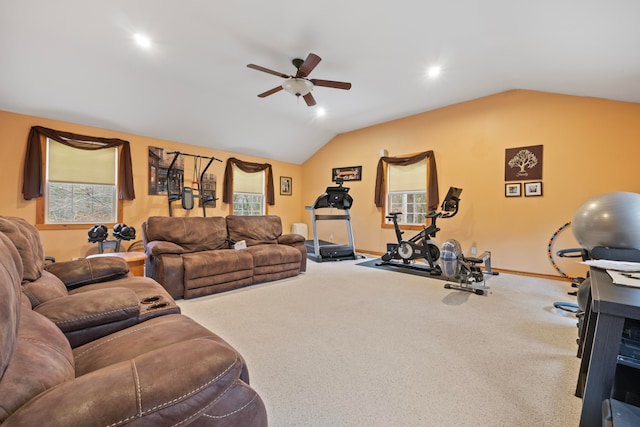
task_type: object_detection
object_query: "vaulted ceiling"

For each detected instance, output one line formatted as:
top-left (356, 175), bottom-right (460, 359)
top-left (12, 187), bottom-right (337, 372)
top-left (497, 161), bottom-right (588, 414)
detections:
top-left (1, 1), bottom-right (639, 164)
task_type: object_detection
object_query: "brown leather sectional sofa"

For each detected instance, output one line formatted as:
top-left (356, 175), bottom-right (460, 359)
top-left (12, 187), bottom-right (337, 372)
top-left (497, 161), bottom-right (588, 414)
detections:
top-left (142, 215), bottom-right (307, 299)
top-left (0, 216), bottom-right (267, 426)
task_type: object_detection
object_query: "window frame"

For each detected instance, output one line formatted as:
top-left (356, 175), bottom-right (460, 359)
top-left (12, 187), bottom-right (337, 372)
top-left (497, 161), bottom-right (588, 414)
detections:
top-left (36, 135), bottom-right (123, 230)
top-left (381, 157), bottom-right (429, 231)
top-left (229, 167), bottom-right (268, 216)
top-left (386, 190), bottom-right (428, 226)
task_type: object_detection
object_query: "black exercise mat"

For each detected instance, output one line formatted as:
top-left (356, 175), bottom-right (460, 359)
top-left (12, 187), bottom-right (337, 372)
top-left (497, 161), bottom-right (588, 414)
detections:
top-left (357, 258), bottom-right (443, 278)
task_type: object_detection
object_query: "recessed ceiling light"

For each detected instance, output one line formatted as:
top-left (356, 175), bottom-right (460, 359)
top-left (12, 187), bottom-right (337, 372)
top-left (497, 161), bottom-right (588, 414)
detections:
top-left (316, 107), bottom-right (326, 117)
top-left (427, 66), bottom-right (441, 78)
top-left (133, 33), bottom-right (151, 49)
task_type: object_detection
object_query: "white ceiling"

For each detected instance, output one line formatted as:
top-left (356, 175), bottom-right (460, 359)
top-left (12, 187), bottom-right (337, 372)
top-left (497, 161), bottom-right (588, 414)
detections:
top-left (1, 1), bottom-right (640, 164)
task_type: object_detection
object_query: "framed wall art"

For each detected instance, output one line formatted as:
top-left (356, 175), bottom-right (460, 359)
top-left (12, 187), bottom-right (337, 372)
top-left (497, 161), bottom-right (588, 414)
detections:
top-left (332, 166), bottom-right (362, 182)
top-left (505, 183), bottom-right (522, 197)
top-left (148, 146), bottom-right (184, 195)
top-left (280, 176), bottom-right (292, 195)
top-left (524, 181), bottom-right (543, 197)
top-left (505, 145), bottom-right (543, 181)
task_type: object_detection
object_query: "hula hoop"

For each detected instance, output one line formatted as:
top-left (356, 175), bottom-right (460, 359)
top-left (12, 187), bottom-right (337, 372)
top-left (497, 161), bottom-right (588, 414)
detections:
top-left (547, 221), bottom-right (580, 281)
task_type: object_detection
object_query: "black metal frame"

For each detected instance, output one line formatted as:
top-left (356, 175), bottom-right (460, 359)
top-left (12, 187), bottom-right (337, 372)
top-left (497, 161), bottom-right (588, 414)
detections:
top-left (166, 151), bottom-right (222, 216)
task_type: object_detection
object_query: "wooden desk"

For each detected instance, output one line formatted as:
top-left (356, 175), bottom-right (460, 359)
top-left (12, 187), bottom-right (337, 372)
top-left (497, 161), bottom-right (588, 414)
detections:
top-left (577, 268), bottom-right (640, 426)
top-left (87, 252), bottom-right (147, 277)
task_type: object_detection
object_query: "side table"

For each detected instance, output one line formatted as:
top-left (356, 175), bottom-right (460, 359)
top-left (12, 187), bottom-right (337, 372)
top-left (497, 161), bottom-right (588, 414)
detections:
top-left (87, 252), bottom-right (148, 277)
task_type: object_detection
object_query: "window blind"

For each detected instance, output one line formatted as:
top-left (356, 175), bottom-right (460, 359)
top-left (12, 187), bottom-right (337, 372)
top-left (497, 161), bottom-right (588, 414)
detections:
top-left (387, 159), bottom-right (426, 192)
top-left (233, 166), bottom-right (264, 194)
top-left (47, 139), bottom-right (117, 185)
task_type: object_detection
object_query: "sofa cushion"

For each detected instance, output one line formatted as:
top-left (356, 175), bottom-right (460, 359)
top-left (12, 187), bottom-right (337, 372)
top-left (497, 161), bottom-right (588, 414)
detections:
top-left (246, 245), bottom-right (302, 284)
top-left (144, 216), bottom-right (229, 252)
top-left (182, 249), bottom-right (254, 294)
top-left (227, 215), bottom-right (282, 246)
top-left (0, 232), bottom-right (22, 383)
top-left (0, 216), bottom-right (44, 283)
top-left (7, 338), bottom-right (247, 427)
top-left (21, 270), bottom-right (69, 307)
top-left (246, 244), bottom-right (301, 267)
top-left (72, 314), bottom-right (248, 381)
top-left (0, 227), bottom-right (74, 424)
top-left (0, 307), bottom-right (74, 423)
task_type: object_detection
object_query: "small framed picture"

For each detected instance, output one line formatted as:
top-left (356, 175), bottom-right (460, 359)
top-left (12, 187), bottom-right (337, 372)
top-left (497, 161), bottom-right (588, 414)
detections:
top-left (332, 166), bottom-right (362, 182)
top-left (524, 181), bottom-right (543, 197)
top-left (280, 176), bottom-right (292, 196)
top-left (505, 183), bottom-right (521, 197)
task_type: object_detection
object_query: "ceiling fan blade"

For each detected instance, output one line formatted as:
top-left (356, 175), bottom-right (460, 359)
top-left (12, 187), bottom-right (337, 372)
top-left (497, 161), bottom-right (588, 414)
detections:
top-left (311, 79), bottom-right (352, 90)
top-left (303, 92), bottom-right (316, 107)
top-left (296, 53), bottom-right (321, 77)
top-left (257, 86), bottom-right (283, 98)
top-left (247, 64), bottom-right (290, 79)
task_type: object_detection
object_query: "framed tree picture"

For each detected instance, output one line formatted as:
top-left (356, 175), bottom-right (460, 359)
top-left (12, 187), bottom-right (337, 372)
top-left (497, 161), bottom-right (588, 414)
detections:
top-left (505, 145), bottom-right (543, 181)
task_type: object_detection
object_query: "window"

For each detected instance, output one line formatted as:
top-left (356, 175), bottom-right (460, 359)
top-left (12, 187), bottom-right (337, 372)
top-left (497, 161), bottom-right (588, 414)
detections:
top-left (232, 166), bottom-right (265, 215)
top-left (40, 138), bottom-right (121, 226)
top-left (385, 159), bottom-right (428, 226)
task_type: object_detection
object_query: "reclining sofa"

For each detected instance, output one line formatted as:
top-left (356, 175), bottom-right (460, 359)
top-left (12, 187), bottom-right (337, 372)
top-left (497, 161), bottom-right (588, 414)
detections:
top-left (142, 215), bottom-right (307, 299)
top-left (0, 216), bottom-right (268, 426)
top-left (0, 216), bottom-right (180, 348)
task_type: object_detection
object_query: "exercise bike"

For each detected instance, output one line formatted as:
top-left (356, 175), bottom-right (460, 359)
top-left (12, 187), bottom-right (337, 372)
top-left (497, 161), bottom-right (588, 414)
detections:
top-left (380, 187), bottom-right (463, 275)
top-left (380, 187), bottom-right (495, 294)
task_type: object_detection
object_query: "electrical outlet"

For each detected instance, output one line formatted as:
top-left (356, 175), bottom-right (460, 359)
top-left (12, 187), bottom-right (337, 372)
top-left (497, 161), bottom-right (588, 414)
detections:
top-left (470, 245), bottom-right (477, 255)
top-left (329, 234), bottom-right (334, 242)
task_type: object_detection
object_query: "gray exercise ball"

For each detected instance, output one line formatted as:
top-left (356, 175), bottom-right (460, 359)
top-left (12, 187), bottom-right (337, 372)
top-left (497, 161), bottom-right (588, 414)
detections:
top-left (572, 192), bottom-right (640, 250)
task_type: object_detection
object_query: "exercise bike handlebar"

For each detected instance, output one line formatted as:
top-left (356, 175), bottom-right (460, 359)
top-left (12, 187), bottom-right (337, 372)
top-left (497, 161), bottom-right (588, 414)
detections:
top-left (439, 196), bottom-right (461, 219)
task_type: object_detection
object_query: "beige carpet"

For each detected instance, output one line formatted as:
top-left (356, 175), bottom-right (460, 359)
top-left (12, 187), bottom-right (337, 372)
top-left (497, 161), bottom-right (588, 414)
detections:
top-left (178, 258), bottom-right (583, 427)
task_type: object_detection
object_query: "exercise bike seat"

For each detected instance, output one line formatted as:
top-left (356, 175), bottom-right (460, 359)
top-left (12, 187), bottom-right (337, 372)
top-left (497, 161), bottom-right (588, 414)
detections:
top-left (386, 212), bottom-right (402, 219)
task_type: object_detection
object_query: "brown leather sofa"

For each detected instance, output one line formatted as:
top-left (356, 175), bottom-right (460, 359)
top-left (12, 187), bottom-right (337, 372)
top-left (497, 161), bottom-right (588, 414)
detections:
top-left (142, 215), bottom-right (307, 299)
top-left (0, 219), bottom-right (268, 426)
top-left (0, 216), bottom-right (180, 348)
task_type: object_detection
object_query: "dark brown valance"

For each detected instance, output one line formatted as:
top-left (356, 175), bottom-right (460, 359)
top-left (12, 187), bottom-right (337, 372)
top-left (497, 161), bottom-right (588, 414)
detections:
top-left (22, 126), bottom-right (135, 200)
top-left (223, 157), bottom-right (275, 205)
top-left (374, 150), bottom-right (439, 211)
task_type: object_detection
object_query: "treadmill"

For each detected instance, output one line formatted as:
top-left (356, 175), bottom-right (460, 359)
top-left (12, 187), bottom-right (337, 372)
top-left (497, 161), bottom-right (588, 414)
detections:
top-left (305, 179), bottom-right (357, 262)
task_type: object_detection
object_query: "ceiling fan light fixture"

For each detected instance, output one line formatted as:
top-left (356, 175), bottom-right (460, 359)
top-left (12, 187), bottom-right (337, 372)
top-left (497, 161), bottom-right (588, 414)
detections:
top-left (282, 78), bottom-right (314, 97)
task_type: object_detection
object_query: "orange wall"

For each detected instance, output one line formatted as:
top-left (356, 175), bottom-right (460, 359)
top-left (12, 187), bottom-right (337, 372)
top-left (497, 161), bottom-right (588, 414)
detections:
top-left (3, 90), bottom-right (640, 277)
top-left (0, 110), bottom-right (303, 261)
top-left (301, 90), bottom-right (640, 278)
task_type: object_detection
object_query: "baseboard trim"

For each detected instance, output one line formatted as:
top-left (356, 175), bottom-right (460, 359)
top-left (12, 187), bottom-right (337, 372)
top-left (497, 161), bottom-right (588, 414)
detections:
top-left (355, 249), bottom-right (572, 282)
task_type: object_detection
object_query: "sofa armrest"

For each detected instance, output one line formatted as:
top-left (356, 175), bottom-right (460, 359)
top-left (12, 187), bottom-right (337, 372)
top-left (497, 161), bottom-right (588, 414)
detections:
top-left (3, 339), bottom-right (254, 427)
top-left (278, 233), bottom-right (305, 245)
top-left (146, 240), bottom-right (185, 256)
top-left (277, 234), bottom-right (307, 272)
top-left (33, 288), bottom-right (139, 333)
top-left (45, 258), bottom-right (130, 290)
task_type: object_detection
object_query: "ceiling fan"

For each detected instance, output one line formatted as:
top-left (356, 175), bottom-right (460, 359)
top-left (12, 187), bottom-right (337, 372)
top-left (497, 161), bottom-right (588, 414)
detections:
top-left (247, 53), bottom-right (352, 107)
